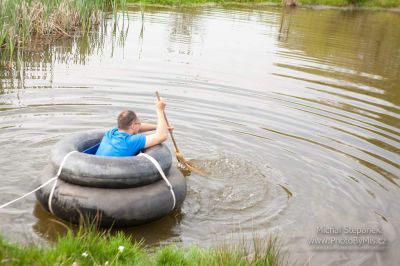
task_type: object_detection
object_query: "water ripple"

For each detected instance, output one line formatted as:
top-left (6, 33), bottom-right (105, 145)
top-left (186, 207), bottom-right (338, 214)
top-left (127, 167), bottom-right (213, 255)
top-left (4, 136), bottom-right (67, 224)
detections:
top-left (0, 5), bottom-right (399, 265)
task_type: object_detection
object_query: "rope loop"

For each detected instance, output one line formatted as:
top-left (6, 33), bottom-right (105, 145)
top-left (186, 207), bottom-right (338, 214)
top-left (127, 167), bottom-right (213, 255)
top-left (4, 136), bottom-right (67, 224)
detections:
top-left (48, 151), bottom-right (78, 214)
top-left (0, 151), bottom-right (78, 212)
top-left (139, 152), bottom-right (176, 210)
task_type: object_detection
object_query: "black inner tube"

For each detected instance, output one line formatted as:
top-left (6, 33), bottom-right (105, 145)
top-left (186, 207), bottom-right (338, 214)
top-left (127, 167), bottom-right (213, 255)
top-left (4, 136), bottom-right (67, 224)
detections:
top-left (50, 130), bottom-right (172, 188)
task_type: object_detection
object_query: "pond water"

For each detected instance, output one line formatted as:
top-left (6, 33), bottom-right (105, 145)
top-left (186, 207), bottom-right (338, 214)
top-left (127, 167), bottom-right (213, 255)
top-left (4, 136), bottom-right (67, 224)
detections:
top-left (0, 5), bottom-right (399, 265)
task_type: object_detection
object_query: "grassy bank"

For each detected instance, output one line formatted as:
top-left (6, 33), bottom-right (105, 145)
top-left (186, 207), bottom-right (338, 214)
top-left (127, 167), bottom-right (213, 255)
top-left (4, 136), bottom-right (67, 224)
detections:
top-left (0, 228), bottom-right (284, 266)
top-left (0, 0), bottom-right (126, 65)
top-left (127, 0), bottom-right (400, 8)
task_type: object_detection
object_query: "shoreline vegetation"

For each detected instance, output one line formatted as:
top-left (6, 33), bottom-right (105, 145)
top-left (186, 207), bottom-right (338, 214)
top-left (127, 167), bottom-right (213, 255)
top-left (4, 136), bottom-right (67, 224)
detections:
top-left (0, 0), bottom-right (127, 66)
top-left (0, 0), bottom-right (399, 65)
top-left (0, 225), bottom-right (284, 266)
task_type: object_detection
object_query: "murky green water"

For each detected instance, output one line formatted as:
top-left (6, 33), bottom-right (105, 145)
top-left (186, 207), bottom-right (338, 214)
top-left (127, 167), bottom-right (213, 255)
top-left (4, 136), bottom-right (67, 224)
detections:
top-left (1, 6), bottom-right (399, 265)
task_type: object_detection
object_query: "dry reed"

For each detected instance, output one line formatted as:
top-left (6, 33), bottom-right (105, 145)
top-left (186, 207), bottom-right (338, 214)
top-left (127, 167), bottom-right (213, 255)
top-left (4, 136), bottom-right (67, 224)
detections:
top-left (0, 0), bottom-right (124, 64)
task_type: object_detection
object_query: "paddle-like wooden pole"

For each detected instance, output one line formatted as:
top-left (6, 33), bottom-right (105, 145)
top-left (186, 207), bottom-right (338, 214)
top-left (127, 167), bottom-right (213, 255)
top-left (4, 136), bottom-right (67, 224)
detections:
top-left (156, 91), bottom-right (203, 175)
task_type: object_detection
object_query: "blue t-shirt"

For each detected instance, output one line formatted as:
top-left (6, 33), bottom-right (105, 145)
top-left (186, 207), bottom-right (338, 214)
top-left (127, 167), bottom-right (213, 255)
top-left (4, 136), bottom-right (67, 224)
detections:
top-left (95, 128), bottom-right (146, 157)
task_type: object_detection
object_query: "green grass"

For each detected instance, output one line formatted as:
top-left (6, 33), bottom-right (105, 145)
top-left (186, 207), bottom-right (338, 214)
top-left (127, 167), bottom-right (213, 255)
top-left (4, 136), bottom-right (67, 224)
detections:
top-left (0, 226), bottom-right (284, 266)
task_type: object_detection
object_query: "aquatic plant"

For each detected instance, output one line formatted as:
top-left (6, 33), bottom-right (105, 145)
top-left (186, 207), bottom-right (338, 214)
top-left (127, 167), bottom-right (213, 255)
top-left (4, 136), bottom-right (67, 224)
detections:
top-left (0, 0), bottom-right (126, 65)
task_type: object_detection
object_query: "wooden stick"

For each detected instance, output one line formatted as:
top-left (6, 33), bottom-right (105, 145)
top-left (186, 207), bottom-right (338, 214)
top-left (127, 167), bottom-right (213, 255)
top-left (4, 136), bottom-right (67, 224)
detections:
top-left (156, 91), bottom-right (180, 153)
top-left (156, 91), bottom-right (204, 175)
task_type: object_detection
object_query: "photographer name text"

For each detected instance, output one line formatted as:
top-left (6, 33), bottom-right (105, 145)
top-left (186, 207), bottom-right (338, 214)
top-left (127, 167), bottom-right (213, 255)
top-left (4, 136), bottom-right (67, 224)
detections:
top-left (316, 226), bottom-right (382, 235)
top-left (307, 226), bottom-right (387, 250)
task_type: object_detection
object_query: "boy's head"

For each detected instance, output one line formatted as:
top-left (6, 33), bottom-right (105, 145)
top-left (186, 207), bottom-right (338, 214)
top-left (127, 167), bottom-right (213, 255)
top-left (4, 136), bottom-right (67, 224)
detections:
top-left (118, 110), bottom-right (141, 133)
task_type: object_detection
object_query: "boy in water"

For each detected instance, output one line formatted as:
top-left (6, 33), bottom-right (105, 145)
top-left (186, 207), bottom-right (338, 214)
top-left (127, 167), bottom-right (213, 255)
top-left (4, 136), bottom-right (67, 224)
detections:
top-left (96, 98), bottom-right (170, 156)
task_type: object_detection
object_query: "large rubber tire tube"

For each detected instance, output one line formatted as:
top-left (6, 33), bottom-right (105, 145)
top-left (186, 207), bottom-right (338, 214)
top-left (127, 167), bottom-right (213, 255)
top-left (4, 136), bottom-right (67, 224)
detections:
top-left (35, 166), bottom-right (186, 227)
top-left (50, 129), bottom-right (172, 188)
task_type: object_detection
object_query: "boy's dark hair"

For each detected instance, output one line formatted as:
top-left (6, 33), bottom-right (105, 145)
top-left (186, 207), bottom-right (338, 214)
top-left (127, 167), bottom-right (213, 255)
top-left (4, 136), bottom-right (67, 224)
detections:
top-left (118, 110), bottom-right (138, 130)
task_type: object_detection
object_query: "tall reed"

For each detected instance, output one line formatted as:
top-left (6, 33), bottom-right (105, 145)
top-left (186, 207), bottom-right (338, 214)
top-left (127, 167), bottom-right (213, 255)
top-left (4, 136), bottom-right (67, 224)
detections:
top-left (0, 0), bottom-right (125, 65)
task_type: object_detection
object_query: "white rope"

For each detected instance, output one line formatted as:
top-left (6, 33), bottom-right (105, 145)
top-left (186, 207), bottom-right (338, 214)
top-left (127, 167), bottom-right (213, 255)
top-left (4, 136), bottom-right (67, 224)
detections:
top-left (0, 177), bottom-right (57, 209)
top-left (1, 150), bottom-right (175, 215)
top-left (0, 151), bottom-right (77, 212)
top-left (48, 151), bottom-right (77, 214)
top-left (139, 153), bottom-right (176, 210)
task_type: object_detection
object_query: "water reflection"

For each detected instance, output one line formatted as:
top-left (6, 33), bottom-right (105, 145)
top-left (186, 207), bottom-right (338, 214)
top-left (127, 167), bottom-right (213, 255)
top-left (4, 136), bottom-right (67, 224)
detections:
top-left (33, 202), bottom-right (183, 245)
top-left (272, 8), bottom-right (400, 183)
top-left (278, 7), bottom-right (293, 42)
top-left (0, 15), bottom-right (128, 94)
top-left (275, 8), bottom-right (400, 106)
top-left (167, 8), bottom-right (204, 56)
